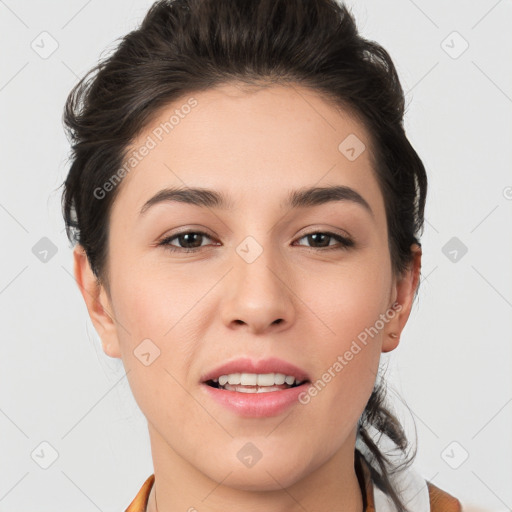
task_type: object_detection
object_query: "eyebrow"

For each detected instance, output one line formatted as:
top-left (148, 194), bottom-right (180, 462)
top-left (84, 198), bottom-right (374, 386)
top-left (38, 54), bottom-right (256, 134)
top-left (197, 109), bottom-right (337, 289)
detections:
top-left (138, 185), bottom-right (373, 217)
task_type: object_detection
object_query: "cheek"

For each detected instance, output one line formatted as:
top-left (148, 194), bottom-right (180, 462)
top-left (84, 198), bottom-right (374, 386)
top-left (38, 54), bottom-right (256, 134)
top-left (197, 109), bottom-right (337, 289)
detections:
top-left (108, 252), bottom-right (206, 343)
top-left (299, 250), bottom-right (392, 344)
top-left (109, 263), bottom-right (203, 425)
top-left (107, 254), bottom-right (214, 394)
top-left (295, 253), bottom-right (390, 424)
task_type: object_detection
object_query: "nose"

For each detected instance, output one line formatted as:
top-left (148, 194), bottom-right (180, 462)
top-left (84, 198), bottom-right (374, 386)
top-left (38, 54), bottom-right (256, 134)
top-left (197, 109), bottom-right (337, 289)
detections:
top-left (219, 244), bottom-right (296, 335)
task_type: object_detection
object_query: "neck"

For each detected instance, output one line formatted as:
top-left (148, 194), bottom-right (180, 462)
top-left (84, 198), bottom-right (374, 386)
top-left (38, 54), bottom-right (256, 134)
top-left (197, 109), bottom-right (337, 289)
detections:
top-left (145, 424), bottom-right (364, 512)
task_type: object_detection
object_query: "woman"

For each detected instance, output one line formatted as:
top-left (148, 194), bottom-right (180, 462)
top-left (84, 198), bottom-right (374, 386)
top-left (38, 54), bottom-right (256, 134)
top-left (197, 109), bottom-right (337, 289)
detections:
top-left (61, 0), bottom-right (463, 510)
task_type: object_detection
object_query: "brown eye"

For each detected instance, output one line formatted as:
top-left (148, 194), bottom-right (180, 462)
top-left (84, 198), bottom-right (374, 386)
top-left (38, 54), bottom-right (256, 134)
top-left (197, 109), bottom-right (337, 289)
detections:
top-left (294, 232), bottom-right (354, 250)
top-left (158, 231), bottom-right (215, 252)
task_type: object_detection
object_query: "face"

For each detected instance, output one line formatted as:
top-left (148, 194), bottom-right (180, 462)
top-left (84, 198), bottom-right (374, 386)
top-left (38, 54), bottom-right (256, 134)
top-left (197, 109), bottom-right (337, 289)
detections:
top-left (74, 83), bottom-right (420, 492)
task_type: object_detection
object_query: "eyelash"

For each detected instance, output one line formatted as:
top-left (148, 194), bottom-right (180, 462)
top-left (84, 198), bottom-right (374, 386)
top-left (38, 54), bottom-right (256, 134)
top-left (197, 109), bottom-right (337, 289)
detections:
top-left (157, 230), bottom-right (355, 253)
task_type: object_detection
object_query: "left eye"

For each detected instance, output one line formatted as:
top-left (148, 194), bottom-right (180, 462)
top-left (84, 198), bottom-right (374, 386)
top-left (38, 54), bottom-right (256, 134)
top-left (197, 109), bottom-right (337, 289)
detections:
top-left (158, 230), bottom-right (354, 253)
top-left (294, 232), bottom-right (354, 250)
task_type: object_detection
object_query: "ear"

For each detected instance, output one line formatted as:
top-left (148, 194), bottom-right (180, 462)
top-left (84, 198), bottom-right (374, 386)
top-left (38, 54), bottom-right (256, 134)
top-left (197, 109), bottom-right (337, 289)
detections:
top-left (382, 243), bottom-right (422, 353)
top-left (72, 245), bottom-right (121, 358)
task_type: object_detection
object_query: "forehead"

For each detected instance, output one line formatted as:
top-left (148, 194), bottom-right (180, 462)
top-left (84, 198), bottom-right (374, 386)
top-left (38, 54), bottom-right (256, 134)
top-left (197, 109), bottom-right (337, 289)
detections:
top-left (110, 83), bottom-right (385, 222)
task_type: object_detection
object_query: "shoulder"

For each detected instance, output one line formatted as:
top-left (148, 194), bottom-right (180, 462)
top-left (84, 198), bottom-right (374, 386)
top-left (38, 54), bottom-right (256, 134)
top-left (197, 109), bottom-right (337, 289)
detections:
top-left (426, 481), bottom-right (463, 512)
top-left (125, 474), bottom-right (155, 512)
top-left (370, 460), bottom-right (463, 512)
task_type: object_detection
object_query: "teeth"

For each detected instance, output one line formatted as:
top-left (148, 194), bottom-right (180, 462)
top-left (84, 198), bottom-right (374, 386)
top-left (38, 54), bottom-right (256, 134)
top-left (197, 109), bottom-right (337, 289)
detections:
top-left (215, 372), bottom-right (303, 387)
top-left (257, 373), bottom-right (274, 386)
top-left (224, 384), bottom-right (287, 393)
top-left (241, 373), bottom-right (258, 386)
top-left (274, 373), bottom-right (286, 385)
top-left (228, 373), bottom-right (241, 385)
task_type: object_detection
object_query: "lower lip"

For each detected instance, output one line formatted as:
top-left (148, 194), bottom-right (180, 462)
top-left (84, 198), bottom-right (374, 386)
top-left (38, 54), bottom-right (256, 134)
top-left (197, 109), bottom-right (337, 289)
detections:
top-left (201, 382), bottom-right (311, 418)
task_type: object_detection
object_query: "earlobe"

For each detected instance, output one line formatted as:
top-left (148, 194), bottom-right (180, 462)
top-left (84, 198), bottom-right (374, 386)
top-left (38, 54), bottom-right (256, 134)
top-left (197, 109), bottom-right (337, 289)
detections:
top-left (382, 243), bottom-right (422, 353)
top-left (72, 245), bottom-right (122, 359)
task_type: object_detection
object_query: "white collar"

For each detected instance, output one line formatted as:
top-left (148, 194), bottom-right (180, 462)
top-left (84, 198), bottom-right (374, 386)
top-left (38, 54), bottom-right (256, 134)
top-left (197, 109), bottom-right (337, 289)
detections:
top-left (373, 464), bottom-right (430, 512)
top-left (356, 434), bottom-right (430, 512)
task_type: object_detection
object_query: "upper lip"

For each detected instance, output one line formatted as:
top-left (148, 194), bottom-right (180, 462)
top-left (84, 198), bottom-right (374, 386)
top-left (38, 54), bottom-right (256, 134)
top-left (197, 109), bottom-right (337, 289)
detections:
top-left (201, 357), bottom-right (310, 383)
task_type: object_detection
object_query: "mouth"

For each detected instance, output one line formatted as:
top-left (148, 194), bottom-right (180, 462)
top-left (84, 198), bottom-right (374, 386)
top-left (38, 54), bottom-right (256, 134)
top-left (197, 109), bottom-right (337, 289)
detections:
top-left (200, 357), bottom-right (311, 394)
top-left (200, 367), bottom-right (312, 417)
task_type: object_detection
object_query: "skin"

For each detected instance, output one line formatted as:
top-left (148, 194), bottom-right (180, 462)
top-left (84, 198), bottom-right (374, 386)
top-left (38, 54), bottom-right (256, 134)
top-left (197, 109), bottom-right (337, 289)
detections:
top-left (73, 83), bottom-right (421, 512)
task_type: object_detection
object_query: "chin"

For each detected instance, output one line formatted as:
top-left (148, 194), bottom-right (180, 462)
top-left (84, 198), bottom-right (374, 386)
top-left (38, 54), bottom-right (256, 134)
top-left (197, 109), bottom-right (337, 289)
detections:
top-left (219, 464), bottom-right (305, 492)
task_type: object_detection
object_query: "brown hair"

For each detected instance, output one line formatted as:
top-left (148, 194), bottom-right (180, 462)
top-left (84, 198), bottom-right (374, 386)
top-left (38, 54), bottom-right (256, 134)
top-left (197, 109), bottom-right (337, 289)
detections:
top-left (61, 1), bottom-right (426, 509)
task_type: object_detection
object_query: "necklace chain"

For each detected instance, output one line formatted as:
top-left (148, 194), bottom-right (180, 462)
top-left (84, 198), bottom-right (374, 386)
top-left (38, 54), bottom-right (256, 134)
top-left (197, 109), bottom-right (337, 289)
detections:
top-left (153, 482), bottom-right (158, 512)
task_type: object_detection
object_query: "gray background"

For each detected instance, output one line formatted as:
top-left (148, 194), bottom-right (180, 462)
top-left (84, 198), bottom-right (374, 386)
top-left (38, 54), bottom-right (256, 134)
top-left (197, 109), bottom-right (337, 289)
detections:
top-left (0, 0), bottom-right (511, 510)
